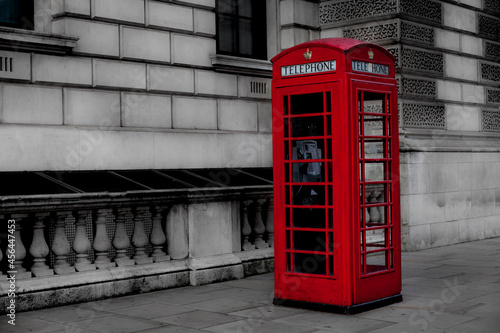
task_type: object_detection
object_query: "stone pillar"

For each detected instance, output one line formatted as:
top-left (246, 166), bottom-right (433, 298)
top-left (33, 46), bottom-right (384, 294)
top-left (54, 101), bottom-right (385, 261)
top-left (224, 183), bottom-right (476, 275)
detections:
top-left (51, 211), bottom-right (76, 274)
top-left (30, 212), bottom-right (54, 277)
top-left (73, 210), bottom-right (95, 272)
top-left (150, 206), bottom-right (170, 262)
top-left (93, 209), bottom-right (115, 269)
top-left (112, 207), bottom-right (134, 267)
top-left (241, 200), bottom-right (255, 251)
top-left (253, 199), bottom-right (269, 249)
top-left (265, 198), bottom-right (275, 247)
top-left (132, 206), bottom-right (153, 264)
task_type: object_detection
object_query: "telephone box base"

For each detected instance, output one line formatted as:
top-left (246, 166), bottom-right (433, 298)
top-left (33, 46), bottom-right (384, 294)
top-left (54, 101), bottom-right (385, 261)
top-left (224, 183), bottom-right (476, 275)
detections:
top-left (273, 294), bottom-right (403, 315)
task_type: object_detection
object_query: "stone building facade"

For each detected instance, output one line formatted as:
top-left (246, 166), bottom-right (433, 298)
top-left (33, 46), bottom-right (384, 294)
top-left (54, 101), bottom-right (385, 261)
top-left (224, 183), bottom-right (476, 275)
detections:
top-left (0, 0), bottom-right (499, 312)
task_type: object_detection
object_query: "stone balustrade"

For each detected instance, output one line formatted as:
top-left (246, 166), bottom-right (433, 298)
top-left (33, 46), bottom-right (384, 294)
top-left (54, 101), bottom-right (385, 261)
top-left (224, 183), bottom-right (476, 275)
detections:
top-left (0, 186), bottom-right (273, 313)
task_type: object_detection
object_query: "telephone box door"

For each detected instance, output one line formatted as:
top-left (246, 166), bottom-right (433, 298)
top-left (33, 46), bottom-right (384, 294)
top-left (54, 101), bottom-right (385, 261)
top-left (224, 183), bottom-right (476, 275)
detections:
top-left (351, 79), bottom-right (401, 304)
top-left (274, 82), bottom-right (347, 305)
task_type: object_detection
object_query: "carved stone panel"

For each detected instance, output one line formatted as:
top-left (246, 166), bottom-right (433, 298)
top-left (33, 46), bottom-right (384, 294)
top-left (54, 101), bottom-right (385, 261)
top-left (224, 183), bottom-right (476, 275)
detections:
top-left (402, 103), bottom-right (445, 128)
top-left (479, 14), bottom-right (500, 39)
top-left (481, 63), bottom-right (500, 82)
top-left (485, 0), bottom-right (500, 14)
top-left (343, 22), bottom-right (398, 42)
top-left (400, 21), bottom-right (434, 45)
top-left (482, 109), bottom-right (500, 132)
top-left (401, 47), bottom-right (443, 74)
top-left (485, 42), bottom-right (500, 60)
top-left (401, 77), bottom-right (436, 97)
top-left (400, 0), bottom-right (442, 23)
top-left (487, 89), bottom-right (500, 105)
top-left (319, 0), bottom-right (398, 26)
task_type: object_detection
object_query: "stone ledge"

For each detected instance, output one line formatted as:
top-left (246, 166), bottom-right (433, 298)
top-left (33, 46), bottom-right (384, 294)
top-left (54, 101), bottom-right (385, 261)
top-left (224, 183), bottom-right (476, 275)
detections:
top-left (0, 26), bottom-right (78, 54)
top-left (0, 259), bottom-right (190, 296)
top-left (210, 54), bottom-right (272, 78)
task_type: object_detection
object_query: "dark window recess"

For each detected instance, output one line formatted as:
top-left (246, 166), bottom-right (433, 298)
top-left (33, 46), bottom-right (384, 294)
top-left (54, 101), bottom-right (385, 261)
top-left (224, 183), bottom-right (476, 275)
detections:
top-left (0, 0), bottom-right (34, 30)
top-left (0, 168), bottom-right (273, 196)
top-left (216, 0), bottom-right (267, 60)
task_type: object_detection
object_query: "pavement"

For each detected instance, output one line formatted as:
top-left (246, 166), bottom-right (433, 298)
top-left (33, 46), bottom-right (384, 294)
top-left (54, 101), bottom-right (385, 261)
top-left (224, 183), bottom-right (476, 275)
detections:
top-left (2, 237), bottom-right (500, 333)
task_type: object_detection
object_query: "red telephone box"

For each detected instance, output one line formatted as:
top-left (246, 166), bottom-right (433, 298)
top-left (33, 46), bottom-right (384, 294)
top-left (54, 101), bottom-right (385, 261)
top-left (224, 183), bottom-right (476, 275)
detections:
top-left (271, 38), bottom-right (402, 314)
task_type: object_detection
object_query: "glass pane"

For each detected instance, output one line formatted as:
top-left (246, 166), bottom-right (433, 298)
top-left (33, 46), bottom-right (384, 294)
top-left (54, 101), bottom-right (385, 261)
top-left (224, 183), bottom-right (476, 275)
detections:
top-left (364, 139), bottom-right (385, 159)
top-left (365, 162), bottom-right (386, 181)
top-left (290, 93), bottom-right (324, 115)
top-left (326, 92), bottom-right (331, 113)
top-left (329, 256), bottom-right (334, 275)
top-left (286, 230), bottom-right (291, 249)
top-left (238, 19), bottom-right (253, 56)
top-left (366, 228), bottom-right (386, 250)
top-left (283, 95), bottom-right (289, 115)
top-left (0, 0), bottom-right (19, 25)
top-left (293, 231), bottom-right (326, 251)
top-left (218, 15), bottom-right (236, 53)
top-left (328, 232), bottom-right (333, 252)
top-left (292, 185), bottom-right (325, 206)
top-left (291, 116), bottom-right (324, 137)
top-left (218, 0), bottom-right (236, 14)
top-left (292, 162), bottom-right (324, 183)
top-left (292, 139), bottom-right (323, 161)
top-left (286, 252), bottom-right (291, 272)
top-left (292, 208), bottom-right (326, 228)
top-left (366, 251), bottom-right (388, 274)
top-left (284, 141), bottom-right (289, 160)
top-left (294, 253), bottom-right (327, 275)
top-left (328, 209), bottom-right (333, 229)
top-left (363, 92), bottom-right (385, 114)
top-left (363, 116), bottom-right (385, 136)
top-left (238, 0), bottom-right (252, 17)
top-left (285, 208), bottom-right (290, 227)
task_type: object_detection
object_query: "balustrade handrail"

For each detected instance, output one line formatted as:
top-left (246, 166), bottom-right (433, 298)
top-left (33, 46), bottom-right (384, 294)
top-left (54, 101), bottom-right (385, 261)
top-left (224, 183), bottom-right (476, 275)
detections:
top-left (0, 185), bottom-right (273, 214)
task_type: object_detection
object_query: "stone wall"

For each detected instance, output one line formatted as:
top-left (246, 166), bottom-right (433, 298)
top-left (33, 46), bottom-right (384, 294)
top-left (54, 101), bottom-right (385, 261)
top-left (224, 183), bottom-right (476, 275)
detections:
top-left (0, 0), bottom-right (274, 171)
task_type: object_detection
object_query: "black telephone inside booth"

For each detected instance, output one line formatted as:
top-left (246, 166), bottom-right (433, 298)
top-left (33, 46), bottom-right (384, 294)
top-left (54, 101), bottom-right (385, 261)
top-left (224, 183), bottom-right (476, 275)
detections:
top-left (293, 140), bottom-right (322, 182)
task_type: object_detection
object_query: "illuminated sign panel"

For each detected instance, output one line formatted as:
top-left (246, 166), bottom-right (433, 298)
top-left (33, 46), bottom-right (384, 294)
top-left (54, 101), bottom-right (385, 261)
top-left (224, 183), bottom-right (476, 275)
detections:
top-left (352, 60), bottom-right (389, 76)
top-left (281, 60), bottom-right (336, 77)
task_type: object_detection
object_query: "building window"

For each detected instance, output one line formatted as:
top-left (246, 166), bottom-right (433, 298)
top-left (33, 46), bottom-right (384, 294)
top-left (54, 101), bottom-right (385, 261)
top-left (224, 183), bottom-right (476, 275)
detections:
top-left (0, 0), bottom-right (34, 29)
top-left (216, 0), bottom-right (267, 60)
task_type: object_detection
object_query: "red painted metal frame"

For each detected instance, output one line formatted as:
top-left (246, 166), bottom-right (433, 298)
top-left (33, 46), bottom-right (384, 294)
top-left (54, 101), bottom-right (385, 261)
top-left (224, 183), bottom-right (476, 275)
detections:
top-left (272, 38), bottom-right (401, 310)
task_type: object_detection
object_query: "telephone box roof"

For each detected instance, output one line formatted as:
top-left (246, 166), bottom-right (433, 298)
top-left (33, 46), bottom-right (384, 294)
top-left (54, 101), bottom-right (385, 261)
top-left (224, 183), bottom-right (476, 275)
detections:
top-left (271, 38), bottom-right (396, 63)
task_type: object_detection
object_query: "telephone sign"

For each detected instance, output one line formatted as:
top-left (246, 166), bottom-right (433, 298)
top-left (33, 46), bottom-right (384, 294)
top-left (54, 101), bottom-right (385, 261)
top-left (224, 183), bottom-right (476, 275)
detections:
top-left (271, 38), bottom-right (402, 314)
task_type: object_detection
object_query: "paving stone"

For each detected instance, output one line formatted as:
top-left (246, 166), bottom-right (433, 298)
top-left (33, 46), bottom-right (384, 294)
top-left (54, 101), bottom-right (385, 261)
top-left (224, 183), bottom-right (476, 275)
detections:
top-left (64, 314), bottom-right (163, 333)
top-left (185, 298), bottom-right (256, 313)
top-left (106, 302), bottom-right (194, 319)
top-left (153, 310), bottom-right (239, 329)
top-left (273, 311), bottom-right (394, 333)
top-left (229, 304), bottom-right (307, 321)
top-left (447, 317), bottom-right (500, 332)
top-left (204, 318), bottom-right (316, 333)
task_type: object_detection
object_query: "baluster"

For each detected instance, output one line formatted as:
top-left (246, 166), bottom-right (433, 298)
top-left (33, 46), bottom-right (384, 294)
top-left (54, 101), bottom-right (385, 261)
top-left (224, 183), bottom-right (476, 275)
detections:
top-left (377, 191), bottom-right (385, 224)
top-left (132, 206), bottom-right (153, 264)
top-left (241, 200), bottom-right (255, 251)
top-left (150, 206), bottom-right (170, 262)
top-left (10, 214), bottom-right (31, 278)
top-left (112, 207), bottom-right (134, 267)
top-left (368, 191), bottom-right (380, 223)
top-left (51, 211), bottom-right (76, 274)
top-left (265, 198), bottom-right (274, 247)
top-left (73, 210), bottom-right (95, 272)
top-left (93, 209), bottom-right (115, 269)
top-left (253, 199), bottom-right (269, 249)
top-left (30, 212), bottom-right (54, 277)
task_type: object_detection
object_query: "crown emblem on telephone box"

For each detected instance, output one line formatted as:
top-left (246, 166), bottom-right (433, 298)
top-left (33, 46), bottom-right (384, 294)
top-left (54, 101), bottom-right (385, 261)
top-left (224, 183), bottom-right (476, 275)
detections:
top-left (303, 48), bottom-right (312, 60)
top-left (368, 49), bottom-right (374, 60)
